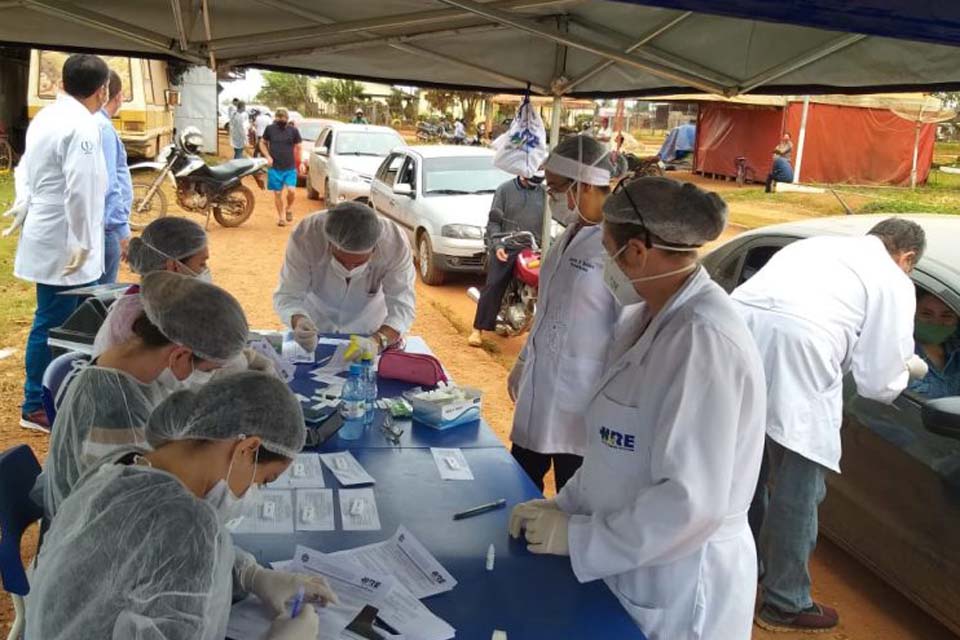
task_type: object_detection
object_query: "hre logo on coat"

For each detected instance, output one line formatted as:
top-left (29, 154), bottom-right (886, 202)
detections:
top-left (599, 426), bottom-right (636, 452)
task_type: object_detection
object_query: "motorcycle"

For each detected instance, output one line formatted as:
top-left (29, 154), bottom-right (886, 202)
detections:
top-left (416, 121), bottom-right (448, 142)
top-left (466, 212), bottom-right (541, 337)
top-left (128, 127), bottom-right (267, 230)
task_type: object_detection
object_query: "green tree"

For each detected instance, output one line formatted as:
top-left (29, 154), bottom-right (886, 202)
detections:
top-left (315, 79), bottom-right (367, 119)
top-left (386, 88), bottom-right (418, 124)
top-left (423, 90), bottom-right (487, 127)
top-left (255, 71), bottom-right (319, 116)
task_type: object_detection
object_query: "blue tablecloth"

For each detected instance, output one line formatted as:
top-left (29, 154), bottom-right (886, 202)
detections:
top-left (233, 447), bottom-right (643, 640)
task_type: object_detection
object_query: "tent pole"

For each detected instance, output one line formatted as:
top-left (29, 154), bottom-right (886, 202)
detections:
top-left (793, 95), bottom-right (810, 183)
top-left (911, 121), bottom-right (921, 189)
top-left (542, 94), bottom-right (563, 254)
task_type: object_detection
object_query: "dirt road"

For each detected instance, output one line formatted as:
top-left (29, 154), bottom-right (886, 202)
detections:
top-left (0, 173), bottom-right (953, 638)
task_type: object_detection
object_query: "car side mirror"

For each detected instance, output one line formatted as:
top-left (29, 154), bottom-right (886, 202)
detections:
top-left (921, 397), bottom-right (960, 440)
top-left (315, 147), bottom-right (328, 156)
top-left (393, 183), bottom-right (415, 198)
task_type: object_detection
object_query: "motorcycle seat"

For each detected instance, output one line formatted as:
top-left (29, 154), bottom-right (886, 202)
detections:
top-left (206, 159), bottom-right (258, 180)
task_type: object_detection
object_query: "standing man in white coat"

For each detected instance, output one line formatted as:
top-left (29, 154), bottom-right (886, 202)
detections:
top-left (273, 202), bottom-right (415, 354)
top-left (733, 217), bottom-right (927, 633)
top-left (14, 53), bottom-right (109, 431)
top-left (508, 135), bottom-right (621, 493)
top-left (511, 177), bottom-right (766, 640)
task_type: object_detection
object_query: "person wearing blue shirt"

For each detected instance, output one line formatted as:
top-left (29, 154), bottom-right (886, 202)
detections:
top-left (96, 70), bottom-right (133, 284)
top-left (910, 289), bottom-right (960, 399)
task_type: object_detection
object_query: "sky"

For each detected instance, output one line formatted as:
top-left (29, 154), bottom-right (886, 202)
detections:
top-left (218, 68), bottom-right (264, 104)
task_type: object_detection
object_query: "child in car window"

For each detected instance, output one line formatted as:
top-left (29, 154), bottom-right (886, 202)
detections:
top-left (910, 289), bottom-right (960, 399)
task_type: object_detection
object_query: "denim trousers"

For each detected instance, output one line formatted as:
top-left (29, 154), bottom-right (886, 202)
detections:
top-left (752, 437), bottom-right (827, 613)
top-left (99, 226), bottom-right (123, 284)
top-left (23, 282), bottom-right (93, 412)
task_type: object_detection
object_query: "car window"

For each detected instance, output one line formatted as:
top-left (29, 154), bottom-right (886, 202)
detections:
top-left (422, 156), bottom-right (512, 195)
top-left (322, 129), bottom-right (332, 151)
top-left (739, 245), bottom-right (783, 285)
top-left (335, 131), bottom-right (403, 156)
top-left (397, 158), bottom-right (416, 189)
top-left (907, 287), bottom-right (960, 401)
top-left (382, 154), bottom-right (406, 185)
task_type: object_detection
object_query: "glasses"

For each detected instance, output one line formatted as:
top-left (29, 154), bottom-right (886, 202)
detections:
top-left (612, 179), bottom-right (651, 248)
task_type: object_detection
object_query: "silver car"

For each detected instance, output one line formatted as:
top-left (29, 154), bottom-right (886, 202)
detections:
top-left (306, 122), bottom-right (405, 205)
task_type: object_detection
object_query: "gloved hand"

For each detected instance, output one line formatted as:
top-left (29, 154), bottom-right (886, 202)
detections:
top-left (292, 316), bottom-right (318, 354)
top-left (344, 335), bottom-right (378, 362)
top-left (263, 604), bottom-right (319, 640)
top-left (507, 357), bottom-right (524, 402)
top-left (906, 354), bottom-right (930, 380)
top-left (243, 347), bottom-right (277, 375)
top-left (249, 566), bottom-right (338, 617)
top-left (62, 247), bottom-right (90, 276)
top-left (524, 508), bottom-right (571, 556)
top-left (508, 498), bottom-right (559, 538)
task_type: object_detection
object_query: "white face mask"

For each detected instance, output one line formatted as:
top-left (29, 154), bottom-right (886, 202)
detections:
top-left (204, 443), bottom-right (259, 524)
top-left (602, 244), bottom-right (698, 306)
top-left (183, 362), bottom-right (215, 390)
top-left (155, 367), bottom-right (185, 394)
top-left (330, 256), bottom-right (369, 280)
top-left (549, 184), bottom-right (594, 227)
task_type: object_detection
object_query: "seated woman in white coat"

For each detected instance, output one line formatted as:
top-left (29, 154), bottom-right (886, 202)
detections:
top-left (510, 177), bottom-right (767, 640)
top-left (508, 135), bottom-right (622, 493)
top-left (273, 202), bottom-right (415, 354)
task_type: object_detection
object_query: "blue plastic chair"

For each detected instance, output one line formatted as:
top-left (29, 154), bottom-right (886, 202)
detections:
top-left (0, 445), bottom-right (43, 640)
top-left (41, 351), bottom-right (90, 426)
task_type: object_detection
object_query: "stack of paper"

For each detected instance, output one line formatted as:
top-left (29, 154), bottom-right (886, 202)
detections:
top-left (227, 529), bottom-right (456, 640)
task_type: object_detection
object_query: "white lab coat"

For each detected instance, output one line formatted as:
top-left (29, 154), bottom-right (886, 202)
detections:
top-left (732, 235), bottom-right (915, 472)
top-left (510, 224), bottom-right (620, 455)
top-left (556, 268), bottom-right (766, 640)
top-left (14, 93), bottom-right (107, 286)
top-left (273, 212), bottom-right (416, 335)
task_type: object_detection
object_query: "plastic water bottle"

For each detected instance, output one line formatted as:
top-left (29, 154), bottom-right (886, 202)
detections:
top-left (339, 364), bottom-right (366, 440)
top-left (361, 352), bottom-right (378, 426)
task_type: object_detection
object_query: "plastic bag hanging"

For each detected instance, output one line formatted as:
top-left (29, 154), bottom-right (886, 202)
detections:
top-left (492, 95), bottom-right (548, 179)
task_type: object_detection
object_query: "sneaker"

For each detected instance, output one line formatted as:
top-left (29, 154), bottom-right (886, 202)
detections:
top-left (20, 408), bottom-right (51, 434)
top-left (755, 602), bottom-right (839, 633)
top-left (467, 330), bottom-right (483, 348)
top-left (285, 212), bottom-right (293, 222)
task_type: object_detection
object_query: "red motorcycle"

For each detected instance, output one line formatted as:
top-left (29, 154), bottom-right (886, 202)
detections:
top-left (467, 228), bottom-right (541, 337)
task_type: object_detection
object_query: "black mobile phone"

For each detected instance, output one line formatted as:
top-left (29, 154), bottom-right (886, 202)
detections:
top-left (304, 410), bottom-right (345, 447)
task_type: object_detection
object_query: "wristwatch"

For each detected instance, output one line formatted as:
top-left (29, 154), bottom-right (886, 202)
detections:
top-left (374, 331), bottom-right (390, 352)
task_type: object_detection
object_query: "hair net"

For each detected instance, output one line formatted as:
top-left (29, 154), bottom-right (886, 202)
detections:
top-left (604, 177), bottom-right (727, 247)
top-left (45, 366), bottom-right (163, 520)
top-left (146, 371), bottom-right (306, 459)
top-left (543, 134), bottom-right (616, 186)
top-left (324, 202), bottom-right (382, 252)
top-left (140, 271), bottom-right (248, 364)
top-left (126, 217), bottom-right (207, 275)
top-left (28, 463), bottom-right (234, 640)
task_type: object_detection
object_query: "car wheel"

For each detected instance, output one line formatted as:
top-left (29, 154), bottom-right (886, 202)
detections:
top-left (306, 179), bottom-right (319, 200)
top-left (418, 234), bottom-right (446, 286)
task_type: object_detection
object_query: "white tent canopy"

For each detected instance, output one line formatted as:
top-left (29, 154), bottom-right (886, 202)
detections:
top-left (3, 0), bottom-right (960, 98)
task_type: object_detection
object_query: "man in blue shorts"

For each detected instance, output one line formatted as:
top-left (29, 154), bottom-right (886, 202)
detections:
top-left (259, 107), bottom-right (302, 226)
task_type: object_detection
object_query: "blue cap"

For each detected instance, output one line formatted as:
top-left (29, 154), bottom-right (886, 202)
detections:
top-left (349, 364), bottom-right (363, 376)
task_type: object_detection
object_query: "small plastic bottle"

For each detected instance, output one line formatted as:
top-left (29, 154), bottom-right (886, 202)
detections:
top-left (339, 364), bottom-right (366, 440)
top-left (361, 351), bottom-right (378, 426)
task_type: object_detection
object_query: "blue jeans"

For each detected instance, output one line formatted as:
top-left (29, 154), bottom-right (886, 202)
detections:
top-left (99, 226), bottom-right (123, 284)
top-left (233, 147), bottom-right (244, 159)
top-left (23, 282), bottom-right (94, 412)
top-left (755, 438), bottom-right (827, 613)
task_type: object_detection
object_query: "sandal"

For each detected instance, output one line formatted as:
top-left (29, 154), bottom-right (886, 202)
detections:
top-left (277, 220), bottom-right (287, 227)
top-left (285, 212), bottom-right (293, 222)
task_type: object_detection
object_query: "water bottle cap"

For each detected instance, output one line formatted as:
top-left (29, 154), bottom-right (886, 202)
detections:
top-left (349, 363), bottom-right (363, 375)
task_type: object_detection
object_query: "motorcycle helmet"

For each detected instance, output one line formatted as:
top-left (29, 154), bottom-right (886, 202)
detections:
top-left (180, 126), bottom-right (204, 154)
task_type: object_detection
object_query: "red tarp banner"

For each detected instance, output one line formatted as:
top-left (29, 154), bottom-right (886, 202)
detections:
top-left (783, 102), bottom-right (936, 186)
top-left (694, 103), bottom-right (783, 182)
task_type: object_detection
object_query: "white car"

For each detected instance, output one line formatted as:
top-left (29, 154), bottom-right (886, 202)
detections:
top-left (306, 122), bottom-right (405, 205)
top-left (369, 146), bottom-right (513, 285)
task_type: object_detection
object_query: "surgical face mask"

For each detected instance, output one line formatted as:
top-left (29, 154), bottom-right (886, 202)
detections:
top-left (916, 321), bottom-right (956, 345)
top-left (183, 362), bottom-right (215, 390)
top-left (602, 244), bottom-right (698, 306)
top-left (155, 367), bottom-right (185, 394)
top-left (179, 260), bottom-right (211, 282)
top-left (330, 256), bottom-right (369, 279)
top-left (205, 443), bottom-right (259, 523)
top-left (552, 184), bottom-right (595, 227)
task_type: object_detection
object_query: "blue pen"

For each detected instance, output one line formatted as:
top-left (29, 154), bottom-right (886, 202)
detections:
top-left (289, 585), bottom-right (306, 619)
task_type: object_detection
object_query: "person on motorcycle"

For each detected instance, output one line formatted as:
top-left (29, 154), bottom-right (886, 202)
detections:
top-left (352, 108), bottom-right (368, 125)
top-left (452, 118), bottom-right (467, 145)
top-left (507, 135), bottom-right (623, 494)
top-left (468, 173), bottom-right (545, 348)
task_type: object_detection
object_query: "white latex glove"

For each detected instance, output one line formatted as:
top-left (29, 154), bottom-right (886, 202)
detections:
top-left (1, 200), bottom-right (27, 237)
top-left (508, 498), bottom-right (559, 538)
top-left (263, 604), bottom-right (319, 640)
top-left (250, 567), bottom-right (338, 617)
top-left (524, 508), bottom-right (571, 556)
top-left (906, 354), bottom-right (930, 380)
top-left (62, 247), bottom-right (90, 276)
top-left (507, 357), bottom-right (524, 402)
top-left (292, 316), bottom-right (318, 353)
top-left (243, 346), bottom-right (277, 375)
top-left (345, 335), bottom-right (379, 362)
